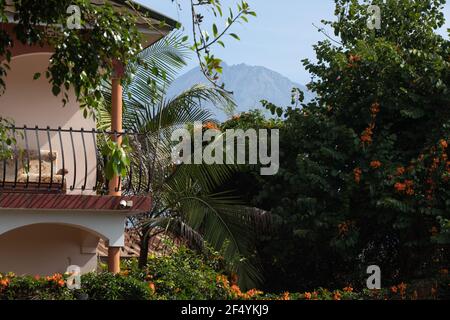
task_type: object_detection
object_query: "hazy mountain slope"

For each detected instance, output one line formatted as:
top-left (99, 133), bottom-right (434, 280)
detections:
top-left (166, 63), bottom-right (313, 121)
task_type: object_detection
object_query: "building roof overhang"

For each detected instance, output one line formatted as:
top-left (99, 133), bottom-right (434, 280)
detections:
top-left (0, 193), bottom-right (151, 215)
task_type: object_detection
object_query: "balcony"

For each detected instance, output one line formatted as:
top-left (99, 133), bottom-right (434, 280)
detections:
top-left (0, 126), bottom-right (151, 196)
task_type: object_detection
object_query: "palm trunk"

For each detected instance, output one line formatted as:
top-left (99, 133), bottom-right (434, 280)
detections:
top-left (138, 226), bottom-right (150, 269)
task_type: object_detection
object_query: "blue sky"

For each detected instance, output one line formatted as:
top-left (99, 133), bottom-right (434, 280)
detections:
top-left (140, 1), bottom-right (449, 85)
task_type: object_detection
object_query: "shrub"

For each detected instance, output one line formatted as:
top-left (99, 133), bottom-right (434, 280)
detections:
top-left (124, 246), bottom-right (231, 300)
top-left (79, 272), bottom-right (152, 300)
top-left (0, 273), bottom-right (73, 300)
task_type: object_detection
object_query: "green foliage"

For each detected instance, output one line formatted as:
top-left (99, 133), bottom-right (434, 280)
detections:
top-left (189, 0), bottom-right (256, 88)
top-left (0, 117), bottom-right (15, 160)
top-left (0, 273), bottom-right (73, 300)
top-left (228, 0), bottom-right (450, 292)
top-left (221, 109), bottom-right (281, 131)
top-left (0, 1), bottom-right (144, 112)
top-left (98, 33), bottom-right (264, 289)
top-left (100, 136), bottom-right (131, 180)
top-left (1, 266), bottom-right (447, 300)
top-left (124, 246), bottom-right (230, 300)
top-left (79, 272), bottom-right (152, 300)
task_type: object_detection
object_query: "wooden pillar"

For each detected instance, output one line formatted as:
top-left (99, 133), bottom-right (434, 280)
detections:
top-left (109, 74), bottom-right (123, 197)
top-left (108, 247), bottom-right (121, 274)
top-left (108, 61), bottom-right (125, 273)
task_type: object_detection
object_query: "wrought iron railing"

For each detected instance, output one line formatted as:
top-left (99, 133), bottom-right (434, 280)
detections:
top-left (0, 126), bottom-right (152, 195)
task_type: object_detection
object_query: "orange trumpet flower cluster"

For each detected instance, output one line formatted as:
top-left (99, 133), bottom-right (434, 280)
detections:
top-left (370, 160), bottom-right (382, 169)
top-left (360, 102), bottom-right (380, 146)
top-left (394, 179), bottom-right (414, 196)
top-left (202, 121), bottom-right (220, 130)
top-left (45, 273), bottom-right (65, 287)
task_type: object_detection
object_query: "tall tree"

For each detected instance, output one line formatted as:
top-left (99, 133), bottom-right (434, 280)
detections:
top-left (252, 0), bottom-right (449, 291)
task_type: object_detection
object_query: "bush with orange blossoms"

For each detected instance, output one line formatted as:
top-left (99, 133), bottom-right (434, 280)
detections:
top-left (0, 270), bottom-right (448, 300)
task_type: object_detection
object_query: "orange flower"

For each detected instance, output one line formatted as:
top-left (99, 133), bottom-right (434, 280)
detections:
top-left (440, 139), bottom-right (448, 149)
top-left (370, 160), bottom-right (382, 169)
top-left (216, 275), bottom-right (230, 288)
top-left (304, 292), bottom-right (312, 300)
top-left (349, 54), bottom-right (361, 63)
top-left (338, 222), bottom-right (350, 236)
top-left (405, 180), bottom-right (414, 195)
top-left (398, 282), bottom-right (407, 296)
top-left (34, 275), bottom-right (40, 280)
top-left (148, 282), bottom-right (156, 293)
top-left (394, 182), bottom-right (406, 192)
top-left (0, 279), bottom-right (9, 287)
top-left (390, 286), bottom-right (398, 294)
top-left (343, 286), bottom-right (353, 293)
top-left (203, 122), bottom-right (219, 130)
top-left (230, 284), bottom-right (242, 296)
top-left (395, 180), bottom-right (414, 195)
top-left (280, 292), bottom-right (290, 300)
top-left (246, 289), bottom-right (263, 298)
top-left (353, 167), bottom-right (362, 183)
top-left (57, 279), bottom-right (65, 287)
top-left (360, 127), bottom-right (373, 144)
top-left (396, 167), bottom-right (405, 175)
top-left (370, 102), bottom-right (380, 115)
top-left (333, 291), bottom-right (342, 300)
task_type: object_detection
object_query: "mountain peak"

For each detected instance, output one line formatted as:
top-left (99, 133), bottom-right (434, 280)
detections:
top-left (167, 63), bottom-right (313, 121)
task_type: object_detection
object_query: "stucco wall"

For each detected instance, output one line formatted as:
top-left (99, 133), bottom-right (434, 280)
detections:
top-left (0, 223), bottom-right (99, 275)
top-left (0, 210), bottom-right (126, 247)
top-left (0, 53), bottom-right (97, 193)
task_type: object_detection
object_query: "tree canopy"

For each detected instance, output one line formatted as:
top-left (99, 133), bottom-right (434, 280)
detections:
top-left (232, 0), bottom-right (450, 291)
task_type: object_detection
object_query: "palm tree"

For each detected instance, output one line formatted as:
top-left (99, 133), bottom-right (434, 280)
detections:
top-left (98, 33), bottom-right (268, 288)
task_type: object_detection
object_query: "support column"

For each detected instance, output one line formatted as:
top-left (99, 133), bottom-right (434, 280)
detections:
top-left (108, 247), bottom-right (121, 274)
top-left (108, 61), bottom-right (125, 274)
top-left (109, 76), bottom-right (123, 197)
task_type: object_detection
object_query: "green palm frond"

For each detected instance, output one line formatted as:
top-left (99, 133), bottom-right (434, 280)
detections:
top-left (124, 84), bottom-right (233, 133)
top-left (98, 31), bottom-right (265, 288)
